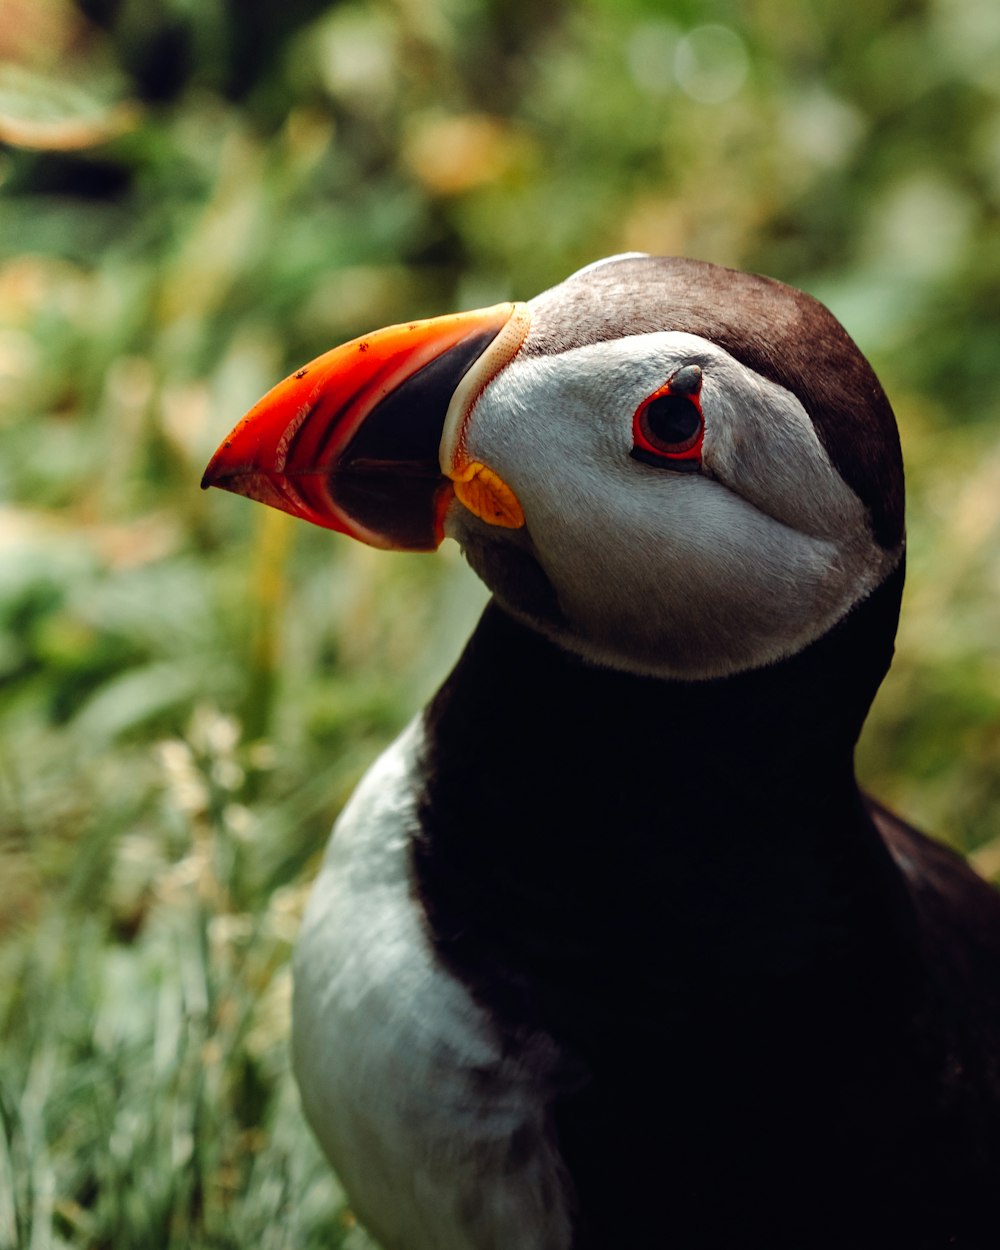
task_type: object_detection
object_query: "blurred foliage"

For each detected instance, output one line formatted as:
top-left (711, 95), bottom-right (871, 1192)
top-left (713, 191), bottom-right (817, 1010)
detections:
top-left (1, 0), bottom-right (999, 1244)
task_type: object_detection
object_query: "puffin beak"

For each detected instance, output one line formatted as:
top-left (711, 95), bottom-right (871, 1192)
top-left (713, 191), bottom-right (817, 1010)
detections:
top-left (202, 302), bottom-right (531, 551)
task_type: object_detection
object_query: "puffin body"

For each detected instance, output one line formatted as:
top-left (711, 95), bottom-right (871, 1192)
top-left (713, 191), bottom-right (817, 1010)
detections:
top-left (204, 256), bottom-right (1000, 1249)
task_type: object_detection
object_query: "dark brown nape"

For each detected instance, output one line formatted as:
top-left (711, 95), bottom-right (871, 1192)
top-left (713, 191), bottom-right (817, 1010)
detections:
top-left (524, 256), bottom-right (905, 550)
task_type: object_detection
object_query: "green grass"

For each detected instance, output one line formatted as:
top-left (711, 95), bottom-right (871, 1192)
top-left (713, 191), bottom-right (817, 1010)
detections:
top-left (1, 683), bottom-right (371, 1249)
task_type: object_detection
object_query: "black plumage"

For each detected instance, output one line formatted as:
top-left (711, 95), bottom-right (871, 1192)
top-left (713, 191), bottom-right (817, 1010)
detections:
top-left (415, 566), bottom-right (1000, 1248)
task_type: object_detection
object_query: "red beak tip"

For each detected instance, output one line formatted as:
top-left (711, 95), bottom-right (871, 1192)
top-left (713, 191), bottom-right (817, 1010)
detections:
top-left (201, 442), bottom-right (234, 490)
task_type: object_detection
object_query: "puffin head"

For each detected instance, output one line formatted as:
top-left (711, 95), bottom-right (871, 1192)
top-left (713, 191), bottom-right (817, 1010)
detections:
top-left (203, 255), bottom-right (904, 681)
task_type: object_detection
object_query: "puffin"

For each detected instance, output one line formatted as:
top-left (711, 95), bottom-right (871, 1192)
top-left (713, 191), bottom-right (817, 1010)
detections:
top-left (202, 255), bottom-right (1000, 1250)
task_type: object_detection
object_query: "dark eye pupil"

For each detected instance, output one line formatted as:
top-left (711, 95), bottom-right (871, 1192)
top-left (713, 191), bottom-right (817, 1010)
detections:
top-left (643, 395), bottom-right (700, 448)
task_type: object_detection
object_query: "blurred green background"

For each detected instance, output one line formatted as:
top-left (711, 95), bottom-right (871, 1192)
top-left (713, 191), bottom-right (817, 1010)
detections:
top-left (1, 0), bottom-right (999, 1245)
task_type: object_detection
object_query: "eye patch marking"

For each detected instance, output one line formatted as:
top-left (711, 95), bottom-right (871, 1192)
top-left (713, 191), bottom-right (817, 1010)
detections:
top-left (630, 364), bottom-right (704, 472)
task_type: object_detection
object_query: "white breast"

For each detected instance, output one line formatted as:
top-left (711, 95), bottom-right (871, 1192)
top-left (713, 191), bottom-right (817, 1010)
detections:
top-left (291, 719), bottom-right (574, 1250)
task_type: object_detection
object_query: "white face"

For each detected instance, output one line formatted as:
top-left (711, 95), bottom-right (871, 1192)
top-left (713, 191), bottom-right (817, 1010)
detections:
top-left (443, 329), bottom-right (902, 680)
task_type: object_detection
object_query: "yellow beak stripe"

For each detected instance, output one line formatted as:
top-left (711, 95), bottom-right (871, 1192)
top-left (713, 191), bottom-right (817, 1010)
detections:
top-left (451, 461), bottom-right (525, 529)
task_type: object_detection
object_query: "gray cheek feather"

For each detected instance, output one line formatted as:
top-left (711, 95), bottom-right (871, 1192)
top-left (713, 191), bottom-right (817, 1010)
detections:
top-left (700, 357), bottom-right (875, 544)
top-left (527, 477), bottom-right (847, 677)
top-left (456, 336), bottom-right (900, 680)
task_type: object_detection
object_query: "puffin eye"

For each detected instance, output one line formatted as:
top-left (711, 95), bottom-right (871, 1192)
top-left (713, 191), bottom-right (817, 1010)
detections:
top-left (641, 395), bottom-right (701, 451)
top-left (630, 365), bottom-right (704, 472)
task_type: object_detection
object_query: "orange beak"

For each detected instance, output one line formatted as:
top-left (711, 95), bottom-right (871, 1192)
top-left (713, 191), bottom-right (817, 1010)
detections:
top-left (202, 302), bottom-right (528, 551)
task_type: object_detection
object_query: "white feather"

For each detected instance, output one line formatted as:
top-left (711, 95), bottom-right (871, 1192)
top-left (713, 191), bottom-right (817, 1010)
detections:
top-left (292, 719), bottom-right (574, 1250)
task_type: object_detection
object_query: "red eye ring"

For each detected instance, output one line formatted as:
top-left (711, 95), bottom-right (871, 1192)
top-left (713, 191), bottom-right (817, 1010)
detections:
top-left (631, 364), bottom-right (704, 471)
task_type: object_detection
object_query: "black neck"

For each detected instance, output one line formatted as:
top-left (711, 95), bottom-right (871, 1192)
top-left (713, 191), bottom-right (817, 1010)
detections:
top-left (413, 560), bottom-right (919, 1046)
